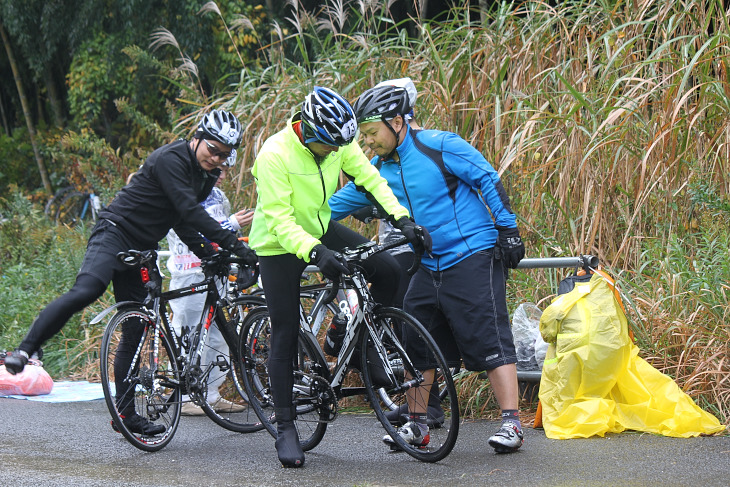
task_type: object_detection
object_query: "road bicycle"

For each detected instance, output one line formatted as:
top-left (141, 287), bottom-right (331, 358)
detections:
top-left (45, 186), bottom-right (103, 225)
top-left (93, 248), bottom-right (264, 452)
top-left (239, 238), bottom-right (460, 463)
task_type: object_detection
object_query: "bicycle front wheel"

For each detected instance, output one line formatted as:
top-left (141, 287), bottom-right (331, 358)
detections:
top-left (198, 309), bottom-right (266, 433)
top-left (239, 306), bottom-right (329, 451)
top-left (99, 305), bottom-right (181, 452)
top-left (362, 307), bottom-right (459, 463)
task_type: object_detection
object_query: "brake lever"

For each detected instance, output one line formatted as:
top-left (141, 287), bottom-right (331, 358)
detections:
top-left (407, 250), bottom-right (422, 276)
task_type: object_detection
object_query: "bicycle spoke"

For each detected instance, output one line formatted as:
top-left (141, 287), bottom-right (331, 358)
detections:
top-left (100, 306), bottom-right (181, 452)
top-left (363, 307), bottom-right (459, 463)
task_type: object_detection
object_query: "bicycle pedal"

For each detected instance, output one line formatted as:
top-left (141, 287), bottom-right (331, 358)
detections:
top-left (214, 355), bottom-right (230, 371)
top-left (386, 439), bottom-right (427, 452)
top-left (214, 361), bottom-right (230, 372)
top-left (388, 442), bottom-right (404, 452)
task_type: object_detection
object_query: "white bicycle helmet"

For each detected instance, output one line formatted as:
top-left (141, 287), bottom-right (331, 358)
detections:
top-left (375, 77), bottom-right (417, 111)
top-left (300, 87), bottom-right (357, 146)
top-left (195, 109), bottom-right (243, 148)
top-left (353, 85), bottom-right (412, 125)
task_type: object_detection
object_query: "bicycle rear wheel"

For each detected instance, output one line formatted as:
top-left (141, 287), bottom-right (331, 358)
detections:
top-left (99, 306), bottom-right (181, 452)
top-left (239, 306), bottom-right (329, 451)
top-left (362, 307), bottom-right (459, 463)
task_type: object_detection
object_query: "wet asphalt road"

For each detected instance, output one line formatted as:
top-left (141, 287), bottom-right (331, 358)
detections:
top-left (0, 397), bottom-right (728, 487)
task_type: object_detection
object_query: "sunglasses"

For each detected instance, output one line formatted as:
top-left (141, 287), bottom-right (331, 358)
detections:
top-left (203, 139), bottom-right (232, 160)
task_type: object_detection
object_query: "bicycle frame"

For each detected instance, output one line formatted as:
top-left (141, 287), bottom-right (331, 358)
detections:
top-left (78, 193), bottom-right (99, 222)
top-left (239, 235), bottom-right (460, 461)
top-left (97, 250), bottom-right (253, 398)
top-left (295, 244), bottom-right (423, 401)
top-left (165, 270), bottom-right (246, 393)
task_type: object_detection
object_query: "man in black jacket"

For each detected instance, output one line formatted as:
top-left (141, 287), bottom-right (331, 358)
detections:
top-left (4, 109), bottom-right (256, 435)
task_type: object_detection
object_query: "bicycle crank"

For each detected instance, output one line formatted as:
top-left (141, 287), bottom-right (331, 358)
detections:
top-left (292, 371), bottom-right (338, 422)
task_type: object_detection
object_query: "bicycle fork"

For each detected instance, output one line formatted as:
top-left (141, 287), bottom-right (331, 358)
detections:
top-left (365, 315), bottom-right (425, 394)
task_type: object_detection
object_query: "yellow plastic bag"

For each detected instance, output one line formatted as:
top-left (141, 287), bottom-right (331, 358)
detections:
top-left (538, 272), bottom-right (724, 439)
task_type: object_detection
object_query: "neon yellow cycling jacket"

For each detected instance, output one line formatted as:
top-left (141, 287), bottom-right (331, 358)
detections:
top-left (248, 116), bottom-right (409, 261)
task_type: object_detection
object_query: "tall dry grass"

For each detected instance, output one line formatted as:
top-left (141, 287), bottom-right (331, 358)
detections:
top-left (153, 0), bottom-right (729, 423)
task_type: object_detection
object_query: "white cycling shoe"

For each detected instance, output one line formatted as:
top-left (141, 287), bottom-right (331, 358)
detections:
top-left (488, 421), bottom-right (524, 453)
top-left (383, 421), bottom-right (430, 450)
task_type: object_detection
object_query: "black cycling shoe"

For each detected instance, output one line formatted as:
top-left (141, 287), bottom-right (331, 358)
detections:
top-left (274, 407), bottom-right (305, 468)
top-left (113, 413), bottom-right (166, 436)
top-left (384, 403), bottom-right (445, 428)
top-left (4, 350), bottom-right (29, 375)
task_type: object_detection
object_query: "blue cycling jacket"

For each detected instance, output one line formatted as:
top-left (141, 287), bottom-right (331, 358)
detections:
top-left (329, 126), bottom-right (517, 271)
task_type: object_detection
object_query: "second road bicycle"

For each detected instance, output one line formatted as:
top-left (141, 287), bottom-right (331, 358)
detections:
top-left (239, 238), bottom-right (460, 463)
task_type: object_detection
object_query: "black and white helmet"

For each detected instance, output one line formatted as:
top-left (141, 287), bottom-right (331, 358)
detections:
top-left (223, 148), bottom-right (237, 168)
top-left (300, 87), bottom-right (358, 146)
top-left (353, 85), bottom-right (412, 125)
top-left (195, 109), bottom-right (243, 148)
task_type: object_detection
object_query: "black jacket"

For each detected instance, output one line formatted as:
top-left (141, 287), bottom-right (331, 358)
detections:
top-left (99, 139), bottom-right (245, 257)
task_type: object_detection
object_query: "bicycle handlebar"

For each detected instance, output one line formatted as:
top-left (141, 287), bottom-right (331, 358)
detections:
top-left (318, 281), bottom-right (341, 307)
top-left (116, 249), bottom-right (259, 289)
top-left (376, 236), bottom-right (423, 275)
top-left (199, 250), bottom-right (259, 290)
top-left (317, 236), bottom-right (423, 305)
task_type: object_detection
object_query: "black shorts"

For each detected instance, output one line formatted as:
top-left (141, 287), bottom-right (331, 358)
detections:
top-left (403, 249), bottom-right (516, 371)
top-left (80, 219), bottom-right (149, 302)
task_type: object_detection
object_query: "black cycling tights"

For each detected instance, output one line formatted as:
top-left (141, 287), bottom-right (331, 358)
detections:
top-left (259, 221), bottom-right (401, 410)
top-left (19, 273), bottom-right (108, 355)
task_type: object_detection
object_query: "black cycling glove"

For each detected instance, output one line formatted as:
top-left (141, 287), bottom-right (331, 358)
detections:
top-left (351, 205), bottom-right (384, 224)
top-left (233, 241), bottom-right (259, 267)
top-left (310, 244), bottom-right (350, 281)
top-left (494, 225), bottom-right (525, 269)
top-left (393, 216), bottom-right (433, 254)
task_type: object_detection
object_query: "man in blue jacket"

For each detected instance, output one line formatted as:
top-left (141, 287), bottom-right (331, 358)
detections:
top-left (329, 84), bottom-right (526, 454)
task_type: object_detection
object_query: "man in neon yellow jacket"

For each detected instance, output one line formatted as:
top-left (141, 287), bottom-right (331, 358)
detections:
top-left (248, 86), bottom-right (430, 468)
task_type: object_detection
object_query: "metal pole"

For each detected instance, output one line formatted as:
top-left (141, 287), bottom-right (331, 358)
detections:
top-left (515, 255), bottom-right (598, 270)
top-left (305, 255), bottom-right (599, 274)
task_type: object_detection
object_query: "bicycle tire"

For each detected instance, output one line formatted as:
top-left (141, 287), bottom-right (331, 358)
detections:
top-left (99, 305), bottom-right (181, 452)
top-left (54, 191), bottom-right (88, 226)
top-left (239, 306), bottom-right (328, 451)
top-left (362, 307), bottom-right (459, 463)
top-left (197, 297), bottom-right (266, 433)
top-left (226, 294), bottom-right (267, 335)
top-left (44, 186), bottom-right (75, 220)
